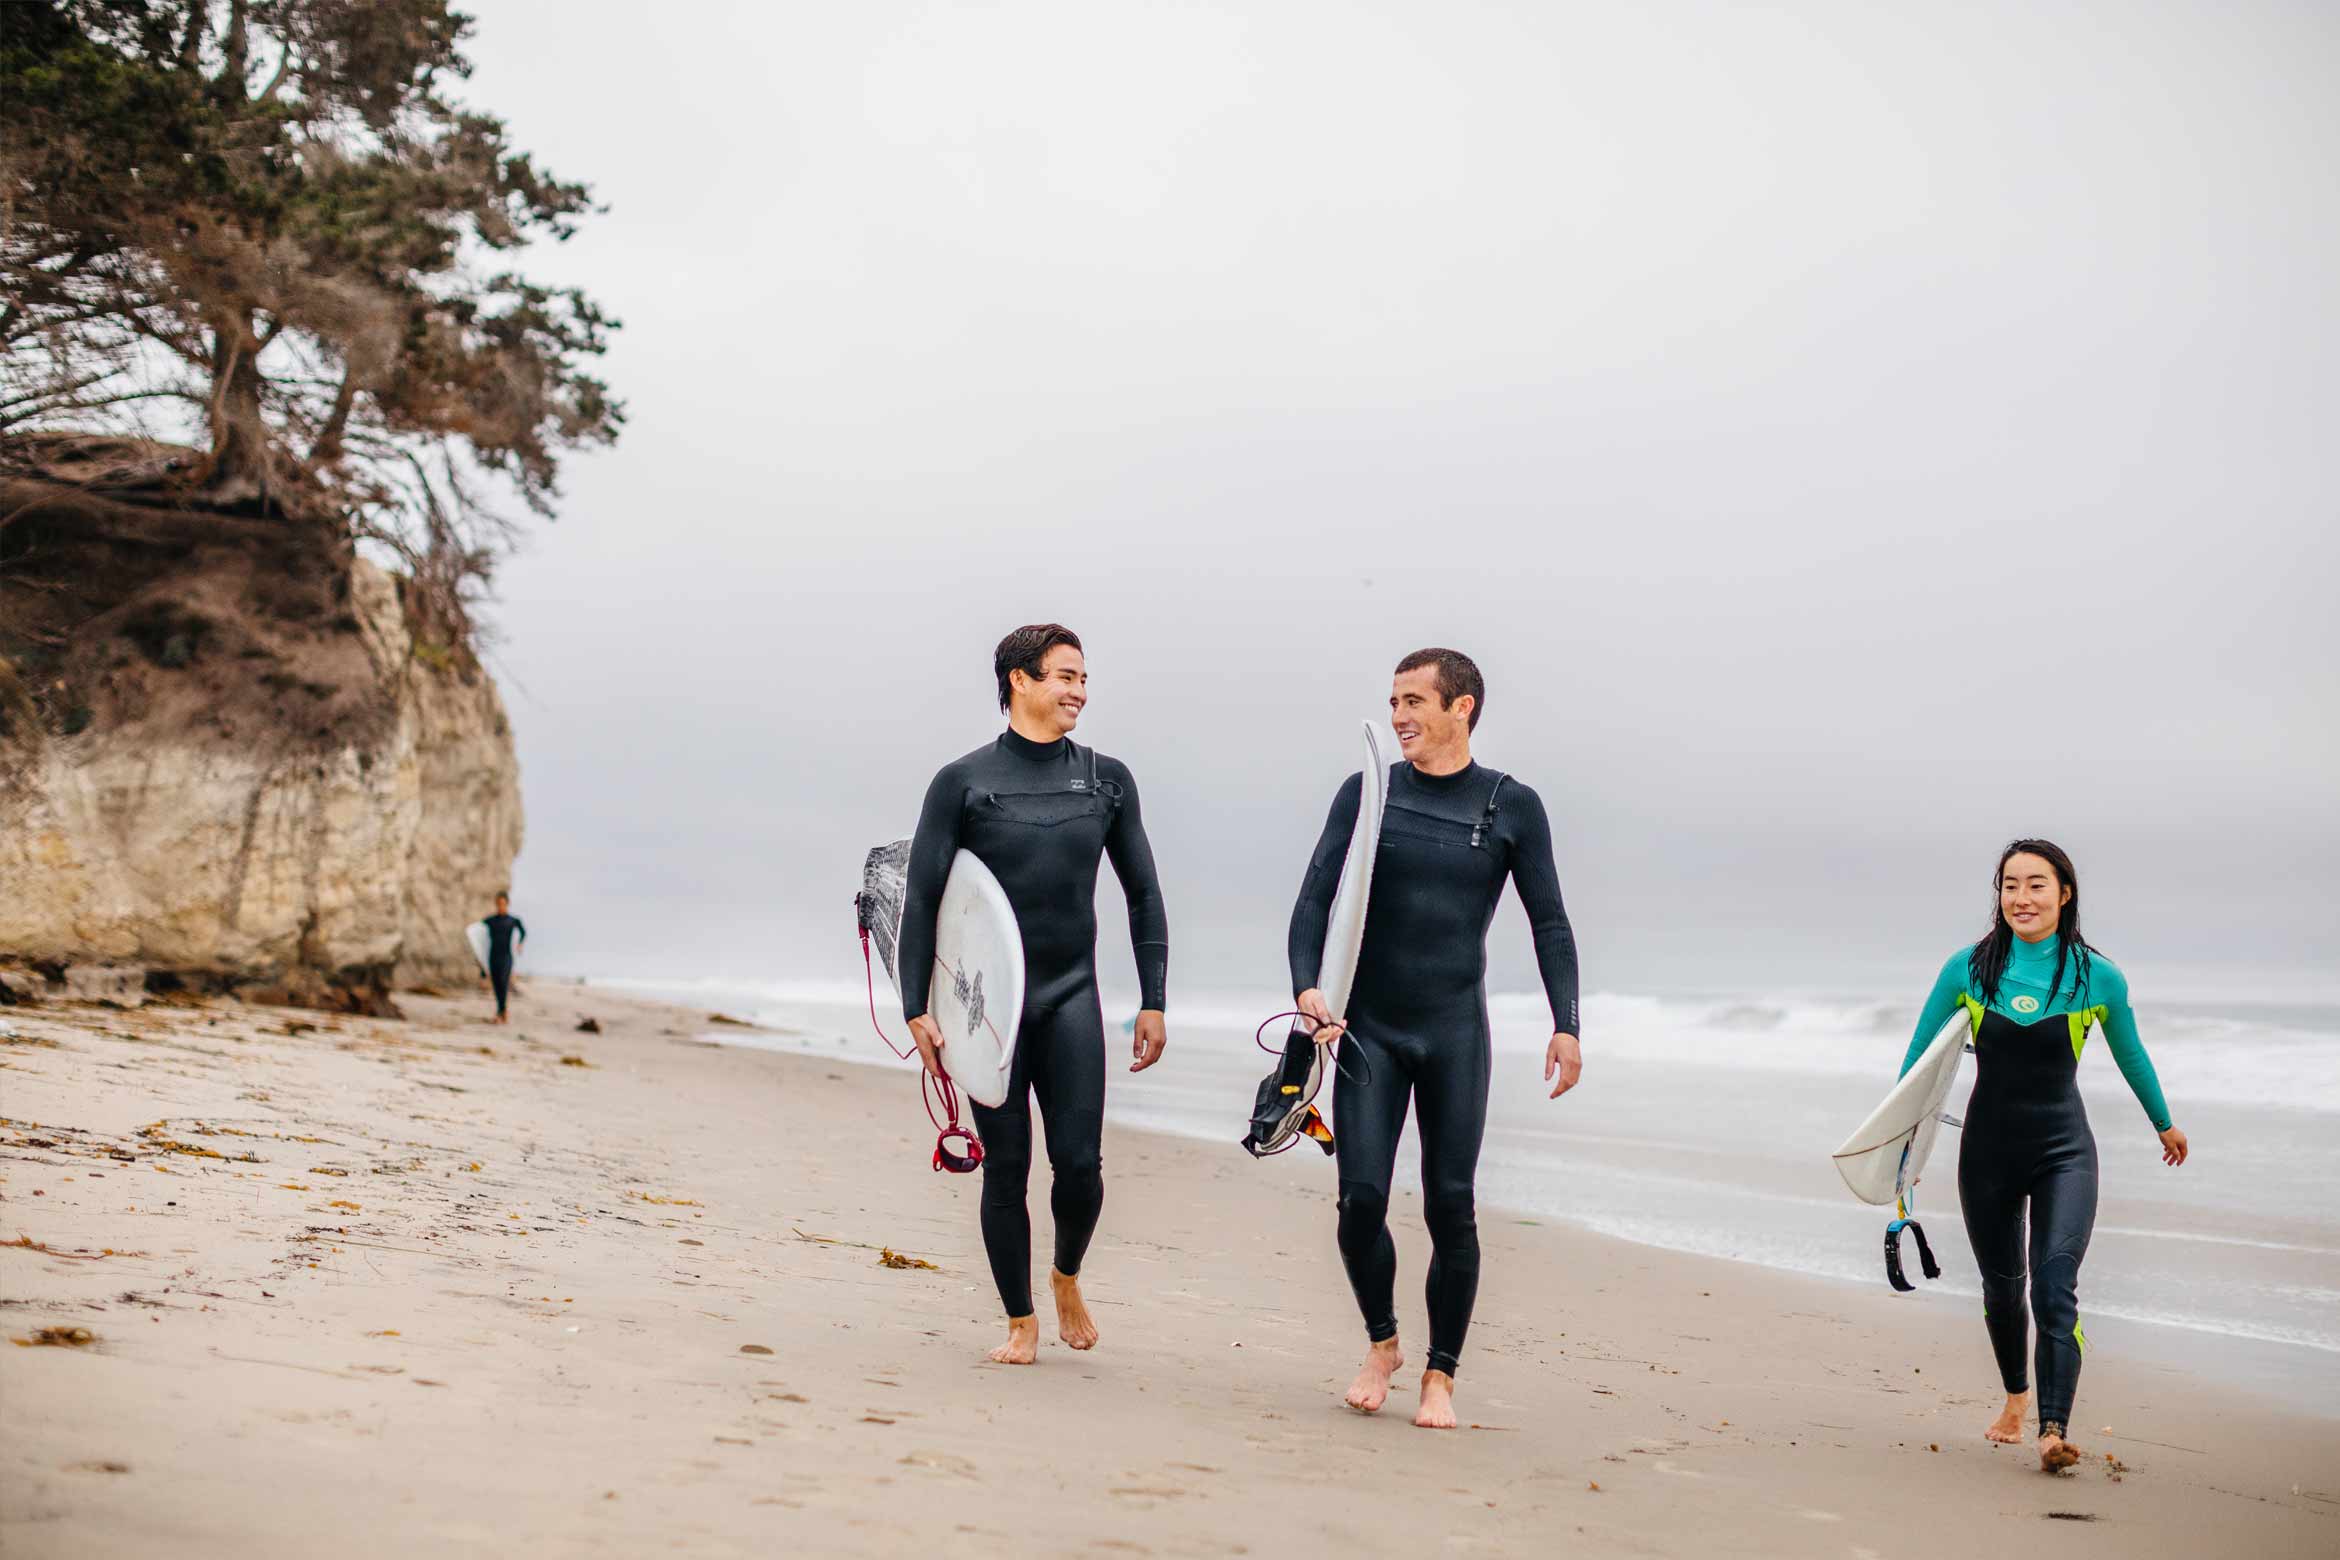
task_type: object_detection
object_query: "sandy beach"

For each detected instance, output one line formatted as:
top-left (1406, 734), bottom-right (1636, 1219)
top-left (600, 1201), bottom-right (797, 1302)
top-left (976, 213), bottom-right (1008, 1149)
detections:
top-left (3, 982), bottom-right (2334, 1558)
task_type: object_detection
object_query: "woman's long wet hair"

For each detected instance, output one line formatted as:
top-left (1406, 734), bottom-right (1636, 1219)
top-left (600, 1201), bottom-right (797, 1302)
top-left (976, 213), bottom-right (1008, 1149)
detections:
top-left (1968, 838), bottom-right (2098, 1007)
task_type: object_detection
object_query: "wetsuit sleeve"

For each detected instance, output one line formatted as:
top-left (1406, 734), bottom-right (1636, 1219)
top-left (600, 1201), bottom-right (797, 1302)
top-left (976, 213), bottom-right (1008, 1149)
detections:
top-left (2093, 963), bottom-right (2172, 1131)
top-left (1286, 773), bottom-right (1363, 996)
top-left (1899, 950), bottom-right (1969, 1078)
top-left (514, 919), bottom-right (526, 942)
top-left (1504, 785), bottom-right (1581, 1037)
top-left (896, 763), bottom-right (964, 1023)
top-left (1101, 760), bottom-right (1169, 1011)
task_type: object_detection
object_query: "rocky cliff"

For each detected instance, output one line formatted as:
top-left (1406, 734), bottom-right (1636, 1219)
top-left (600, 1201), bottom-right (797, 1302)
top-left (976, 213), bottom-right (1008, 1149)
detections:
top-left (0, 438), bottom-right (522, 1009)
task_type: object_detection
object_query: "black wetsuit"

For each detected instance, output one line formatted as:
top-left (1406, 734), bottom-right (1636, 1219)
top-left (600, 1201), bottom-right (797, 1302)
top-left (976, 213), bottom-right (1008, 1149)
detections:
top-left (483, 912), bottom-right (525, 1017)
top-left (1289, 760), bottom-right (1579, 1377)
top-left (1903, 940), bottom-right (2169, 1435)
top-left (900, 731), bottom-right (1169, 1317)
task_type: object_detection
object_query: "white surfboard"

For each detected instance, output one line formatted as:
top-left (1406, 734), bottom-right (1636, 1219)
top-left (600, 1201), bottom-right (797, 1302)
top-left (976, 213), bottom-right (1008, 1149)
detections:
top-left (1317, 721), bottom-right (1391, 1024)
top-left (858, 843), bottom-right (1025, 1109)
top-left (1833, 1008), bottom-right (1972, 1206)
top-left (462, 920), bottom-right (525, 976)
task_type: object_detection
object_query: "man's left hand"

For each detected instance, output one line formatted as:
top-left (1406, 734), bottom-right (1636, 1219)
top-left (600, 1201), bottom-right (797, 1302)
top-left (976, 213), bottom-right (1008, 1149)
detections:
top-left (1543, 1033), bottom-right (1582, 1099)
top-left (1130, 1009), bottom-right (1167, 1072)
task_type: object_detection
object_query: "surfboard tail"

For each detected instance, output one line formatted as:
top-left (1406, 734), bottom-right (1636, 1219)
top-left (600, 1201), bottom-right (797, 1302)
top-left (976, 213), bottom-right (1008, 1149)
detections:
top-left (1831, 1137), bottom-right (1911, 1206)
top-left (1830, 1011), bottom-right (1969, 1206)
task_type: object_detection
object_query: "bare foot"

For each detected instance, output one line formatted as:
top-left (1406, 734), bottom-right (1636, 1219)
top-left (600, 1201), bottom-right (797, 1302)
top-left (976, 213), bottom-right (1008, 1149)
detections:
top-left (1050, 1269), bottom-right (1098, 1351)
top-left (1414, 1369), bottom-right (1459, 1430)
top-left (1985, 1392), bottom-right (2029, 1444)
top-left (2038, 1430), bottom-right (2082, 1473)
top-left (986, 1314), bottom-right (1039, 1365)
top-left (1344, 1337), bottom-right (1404, 1413)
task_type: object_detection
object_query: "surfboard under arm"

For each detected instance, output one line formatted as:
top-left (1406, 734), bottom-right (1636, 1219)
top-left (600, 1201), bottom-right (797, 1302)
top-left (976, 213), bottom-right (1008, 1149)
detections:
top-left (855, 840), bottom-right (1024, 1110)
top-left (1831, 1009), bottom-right (1971, 1207)
top-left (1316, 720), bottom-right (1389, 1023)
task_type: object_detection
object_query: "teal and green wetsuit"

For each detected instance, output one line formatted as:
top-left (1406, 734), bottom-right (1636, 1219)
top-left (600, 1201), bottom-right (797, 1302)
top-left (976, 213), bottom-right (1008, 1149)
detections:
top-left (1902, 936), bottom-right (2170, 1436)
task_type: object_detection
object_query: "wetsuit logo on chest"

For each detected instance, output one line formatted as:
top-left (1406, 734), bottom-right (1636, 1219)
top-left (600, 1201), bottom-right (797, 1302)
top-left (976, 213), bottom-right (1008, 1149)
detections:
top-left (2012, 995), bottom-right (2040, 1015)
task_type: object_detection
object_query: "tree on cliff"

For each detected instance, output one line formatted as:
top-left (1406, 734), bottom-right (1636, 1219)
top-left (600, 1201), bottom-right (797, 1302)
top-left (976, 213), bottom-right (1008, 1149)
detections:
top-left (0, 0), bottom-right (623, 633)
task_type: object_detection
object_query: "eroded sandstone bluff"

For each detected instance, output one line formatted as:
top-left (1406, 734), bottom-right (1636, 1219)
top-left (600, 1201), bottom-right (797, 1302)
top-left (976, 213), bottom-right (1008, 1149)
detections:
top-left (0, 437), bottom-right (522, 1010)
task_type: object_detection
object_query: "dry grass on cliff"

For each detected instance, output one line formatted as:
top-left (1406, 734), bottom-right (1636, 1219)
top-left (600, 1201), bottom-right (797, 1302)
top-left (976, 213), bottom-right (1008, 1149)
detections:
top-left (0, 435), bottom-right (476, 765)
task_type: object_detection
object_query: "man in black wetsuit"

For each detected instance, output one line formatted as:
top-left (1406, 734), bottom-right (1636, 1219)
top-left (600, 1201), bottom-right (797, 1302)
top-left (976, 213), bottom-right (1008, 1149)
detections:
top-left (898, 624), bottom-right (1170, 1365)
top-left (1289, 647), bottom-right (1582, 1429)
top-left (481, 893), bottom-right (526, 1025)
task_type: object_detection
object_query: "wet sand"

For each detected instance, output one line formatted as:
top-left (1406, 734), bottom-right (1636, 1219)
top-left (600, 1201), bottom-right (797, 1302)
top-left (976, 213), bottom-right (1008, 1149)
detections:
top-left (2, 982), bottom-right (2334, 1557)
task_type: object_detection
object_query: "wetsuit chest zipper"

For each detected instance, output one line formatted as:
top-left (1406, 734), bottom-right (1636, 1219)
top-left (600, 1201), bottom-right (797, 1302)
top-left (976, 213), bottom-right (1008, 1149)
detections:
top-left (1380, 776), bottom-right (1508, 855)
top-left (1470, 774), bottom-right (1507, 850)
top-left (978, 747), bottom-right (1118, 829)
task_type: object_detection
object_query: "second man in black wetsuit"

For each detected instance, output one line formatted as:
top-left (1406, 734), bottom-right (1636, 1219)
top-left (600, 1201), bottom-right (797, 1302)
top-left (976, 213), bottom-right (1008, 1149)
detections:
top-left (1289, 647), bottom-right (1582, 1430)
top-left (898, 624), bottom-right (1170, 1365)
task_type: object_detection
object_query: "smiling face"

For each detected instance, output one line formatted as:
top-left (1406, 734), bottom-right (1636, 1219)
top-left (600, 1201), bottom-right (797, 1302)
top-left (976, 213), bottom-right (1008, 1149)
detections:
top-left (1009, 644), bottom-right (1087, 737)
top-left (1390, 665), bottom-right (1474, 768)
top-left (1999, 852), bottom-right (2071, 943)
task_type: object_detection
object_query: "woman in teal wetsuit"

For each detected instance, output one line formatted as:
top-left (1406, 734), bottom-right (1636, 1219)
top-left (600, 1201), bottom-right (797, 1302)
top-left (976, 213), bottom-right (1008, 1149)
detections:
top-left (1903, 839), bottom-right (2188, 1473)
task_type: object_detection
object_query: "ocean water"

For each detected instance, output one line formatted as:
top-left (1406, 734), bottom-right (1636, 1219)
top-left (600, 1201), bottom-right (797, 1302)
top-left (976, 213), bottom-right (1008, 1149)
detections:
top-left (599, 971), bottom-right (2340, 1399)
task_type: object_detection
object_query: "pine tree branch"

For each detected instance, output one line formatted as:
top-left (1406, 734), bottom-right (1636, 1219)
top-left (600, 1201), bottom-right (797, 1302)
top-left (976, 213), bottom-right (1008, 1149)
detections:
top-left (224, 1), bottom-right (253, 97)
top-left (0, 372), bottom-right (121, 415)
top-left (307, 362), bottom-right (360, 467)
top-left (178, 3), bottom-right (207, 70)
top-left (0, 247), bottom-right (100, 338)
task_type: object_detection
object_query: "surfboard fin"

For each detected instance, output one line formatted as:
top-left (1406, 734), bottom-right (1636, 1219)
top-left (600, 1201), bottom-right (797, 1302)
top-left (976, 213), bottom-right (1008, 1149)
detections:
top-left (1296, 1104), bottom-right (1335, 1154)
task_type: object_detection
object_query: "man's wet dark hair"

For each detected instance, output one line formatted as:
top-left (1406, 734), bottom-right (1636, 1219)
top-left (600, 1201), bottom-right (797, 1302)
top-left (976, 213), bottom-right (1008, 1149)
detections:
top-left (1394, 646), bottom-right (1485, 730)
top-left (995, 624), bottom-right (1084, 712)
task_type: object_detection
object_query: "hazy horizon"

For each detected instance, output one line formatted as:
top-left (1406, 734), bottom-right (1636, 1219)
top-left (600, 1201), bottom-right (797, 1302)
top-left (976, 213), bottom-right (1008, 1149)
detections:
top-left (450, 2), bottom-right (2337, 1006)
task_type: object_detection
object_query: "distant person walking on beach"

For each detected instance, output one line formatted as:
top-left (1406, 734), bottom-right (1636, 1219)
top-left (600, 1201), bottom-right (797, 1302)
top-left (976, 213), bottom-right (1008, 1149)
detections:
top-left (475, 893), bottom-right (527, 1026)
top-left (1900, 839), bottom-right (2187, 1472)
top-left (897, 624), bottom-right (1170, 1364)
top-left (1287, 648), bottom-right (1581, 1429)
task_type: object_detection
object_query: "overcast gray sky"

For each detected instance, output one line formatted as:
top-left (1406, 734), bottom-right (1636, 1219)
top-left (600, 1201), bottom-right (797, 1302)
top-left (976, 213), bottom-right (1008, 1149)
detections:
top-left (458, 1), bottom-right (2339, 1001)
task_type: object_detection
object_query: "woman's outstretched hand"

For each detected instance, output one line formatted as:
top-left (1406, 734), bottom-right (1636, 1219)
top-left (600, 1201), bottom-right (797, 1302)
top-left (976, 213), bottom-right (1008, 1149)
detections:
top-left (2158, 1125), bottom-right (2188, 1166)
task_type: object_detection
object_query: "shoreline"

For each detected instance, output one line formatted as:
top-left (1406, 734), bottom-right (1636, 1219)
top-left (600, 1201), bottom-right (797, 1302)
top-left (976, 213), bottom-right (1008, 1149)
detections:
top-left (598, 975), bottom-right (2340, 1399)
top-left (692, 1018), bottom-right (2340, 1421)
top-left (4, 981), bottom-right (2335, 1557)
